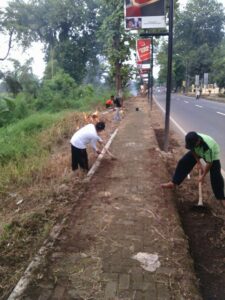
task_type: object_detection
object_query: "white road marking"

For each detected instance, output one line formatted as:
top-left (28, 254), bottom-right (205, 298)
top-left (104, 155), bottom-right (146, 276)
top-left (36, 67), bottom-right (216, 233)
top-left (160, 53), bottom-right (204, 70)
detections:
top-left (154, 97), bottom-right (225, 179)
top-left (155, 99), bottom-right (186, 135)
top-left (216, 111), bottom-right (225, 116)
top-left (195, 105), bottom-right (203, 108)
top-left (184, 101), bottom-right (189, 104)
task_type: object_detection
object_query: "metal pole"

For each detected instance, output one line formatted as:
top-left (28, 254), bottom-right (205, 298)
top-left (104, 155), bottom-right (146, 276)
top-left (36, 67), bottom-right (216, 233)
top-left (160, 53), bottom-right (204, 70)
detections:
top-left (148, 69), bottom-right (150, 103)
top-left (185, 60), bottom-right (188, 95)
top-left (150, 37), bottom-right (154, 110)
top-left (164, 0), bottom-right (174, 152)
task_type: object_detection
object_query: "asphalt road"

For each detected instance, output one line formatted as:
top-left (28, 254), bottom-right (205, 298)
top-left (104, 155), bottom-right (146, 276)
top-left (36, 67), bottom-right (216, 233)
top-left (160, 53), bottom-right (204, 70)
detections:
top-left (154, 92), bottom-right (225, 173)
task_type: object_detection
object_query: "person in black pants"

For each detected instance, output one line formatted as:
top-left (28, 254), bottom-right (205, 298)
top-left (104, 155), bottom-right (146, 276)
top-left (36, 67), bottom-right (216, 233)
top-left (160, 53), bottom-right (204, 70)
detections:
top-left (161, 132), bottom-right (225, 207)
top-left (70, 122), bottom-right (105, 173)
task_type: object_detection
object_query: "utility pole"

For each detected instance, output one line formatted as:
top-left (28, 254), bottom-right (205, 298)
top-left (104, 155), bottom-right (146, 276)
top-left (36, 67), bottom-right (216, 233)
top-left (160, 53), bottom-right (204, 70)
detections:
top-left (148, 67), bottom-right (151, 104)
top-left (163, 0), bottom-right (174, 152)
top-left (150, 37), bottom-right (154, 111)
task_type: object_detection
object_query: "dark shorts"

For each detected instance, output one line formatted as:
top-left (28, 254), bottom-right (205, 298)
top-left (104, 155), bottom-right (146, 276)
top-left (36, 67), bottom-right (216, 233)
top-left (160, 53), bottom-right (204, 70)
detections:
top-left (71, 145), bottom-right (88, 171)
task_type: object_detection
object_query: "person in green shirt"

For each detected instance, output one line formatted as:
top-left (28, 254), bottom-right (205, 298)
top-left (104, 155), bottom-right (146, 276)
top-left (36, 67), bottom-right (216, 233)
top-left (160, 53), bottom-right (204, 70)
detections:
top-left (161, 131), bottom-right (225, 207)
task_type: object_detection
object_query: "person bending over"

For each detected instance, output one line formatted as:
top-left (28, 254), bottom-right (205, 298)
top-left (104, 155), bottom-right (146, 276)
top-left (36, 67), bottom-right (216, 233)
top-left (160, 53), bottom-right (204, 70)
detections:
top-left (161, 131), bottom-right (225, 207)
top-left (70, 121), bottom-right (105, 173)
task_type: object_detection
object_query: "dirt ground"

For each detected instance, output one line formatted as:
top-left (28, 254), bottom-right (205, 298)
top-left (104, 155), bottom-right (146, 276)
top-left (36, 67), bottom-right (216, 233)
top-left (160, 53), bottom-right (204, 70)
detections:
top-left (0, 109), bottom-right (118, 299)
top-left (1, 96), bottom-right (225, 300)
top-left (152, 109), bottom-right (225, 300)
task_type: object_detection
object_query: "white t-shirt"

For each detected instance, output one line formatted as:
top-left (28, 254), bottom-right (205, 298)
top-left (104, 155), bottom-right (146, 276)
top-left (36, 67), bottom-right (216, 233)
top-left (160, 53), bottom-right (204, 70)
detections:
top-left (70, 124), bottom-right (102, 151)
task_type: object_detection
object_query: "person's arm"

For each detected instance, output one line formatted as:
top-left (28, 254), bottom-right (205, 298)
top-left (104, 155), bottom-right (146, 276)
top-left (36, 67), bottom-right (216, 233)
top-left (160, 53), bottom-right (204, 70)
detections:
top-left (191, 151), bottom-right (205, 174)
top-left (96, 140), bottom-right (116, 159)
top-left (193, 149), bottom-right (213, 182)
top-left (95, 140), bottom-right (104, 154)
top-left (90, 136), bottom-right (103, 154)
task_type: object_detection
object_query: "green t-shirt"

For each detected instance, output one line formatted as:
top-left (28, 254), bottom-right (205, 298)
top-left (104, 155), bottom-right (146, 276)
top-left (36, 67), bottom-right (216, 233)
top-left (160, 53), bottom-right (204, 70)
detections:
top-left (194, 133), bottom-right (220, 162)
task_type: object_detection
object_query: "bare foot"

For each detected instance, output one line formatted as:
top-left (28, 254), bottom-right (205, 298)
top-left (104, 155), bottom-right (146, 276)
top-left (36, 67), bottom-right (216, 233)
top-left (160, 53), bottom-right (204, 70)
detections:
top-left (161, 181), bottom-right (175, 189)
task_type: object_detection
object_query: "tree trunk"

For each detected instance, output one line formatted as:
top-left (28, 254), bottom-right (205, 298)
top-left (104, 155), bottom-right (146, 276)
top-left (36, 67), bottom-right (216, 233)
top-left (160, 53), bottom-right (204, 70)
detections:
top-left (115, 60), bottom-right (122, 96)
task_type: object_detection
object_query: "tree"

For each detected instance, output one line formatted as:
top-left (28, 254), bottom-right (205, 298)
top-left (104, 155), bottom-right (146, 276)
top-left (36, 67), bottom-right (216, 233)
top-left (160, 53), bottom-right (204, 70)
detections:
top-left (1, 0), bottom-right (102, 83)
top-left (98, 0), bottom-right (134, 95)
top-left (0, 31), bottom-right (14, 61)
top-left (211, 40), bottom-right (225, 88)
top-left (4, 59), bottom-right (39, 97)
top-left (173, 54), bottom-right (186, 91)
top-left (158, 0), bottom-right (225, 88)
top-left (188, 44), bottom-right (212, 78)
top-left (155, 0), bottom-right (181, 87)
top-left (0, 96), bottom-right (15, 126)
top-left (174, 0), bottom-right (225, 82)
top-left (37, 68), bottom-right (78, 111)
top-left (175, 0), bottom-right (225, 51)
top-left (157, 41), bottom-right (168, 85)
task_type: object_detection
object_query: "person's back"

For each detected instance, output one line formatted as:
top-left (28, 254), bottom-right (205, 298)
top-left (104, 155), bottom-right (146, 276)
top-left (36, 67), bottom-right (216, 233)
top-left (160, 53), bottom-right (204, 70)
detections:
top-left (70, 124), bottom-right (98, 149)
top-left (106, 99), bottom-right (113, 108)
top-left (70, 122), bottom-right (105, 172)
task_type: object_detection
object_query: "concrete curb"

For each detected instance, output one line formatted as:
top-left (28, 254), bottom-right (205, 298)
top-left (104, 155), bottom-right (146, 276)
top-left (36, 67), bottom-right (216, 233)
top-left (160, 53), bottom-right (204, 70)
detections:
top-left (7, 219), bottom-right (67, 300)
top-left (85, 128), bottom-right (119, 182)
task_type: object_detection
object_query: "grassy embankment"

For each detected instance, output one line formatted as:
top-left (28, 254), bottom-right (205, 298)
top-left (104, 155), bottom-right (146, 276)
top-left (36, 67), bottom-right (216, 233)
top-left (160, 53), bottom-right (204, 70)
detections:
top-left (0, 91), bottom-right (114, 298)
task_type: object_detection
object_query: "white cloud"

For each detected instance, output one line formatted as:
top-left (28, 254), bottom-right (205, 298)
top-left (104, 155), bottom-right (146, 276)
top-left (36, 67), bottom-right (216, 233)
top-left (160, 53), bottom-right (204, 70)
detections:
top-left (0, 38), bottom-right (46, 79)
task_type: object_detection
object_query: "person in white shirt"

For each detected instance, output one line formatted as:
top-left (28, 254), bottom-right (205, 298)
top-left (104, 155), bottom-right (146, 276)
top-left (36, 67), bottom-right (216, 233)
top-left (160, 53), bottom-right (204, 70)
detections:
top-left (70, 121), bottom-right (105, 172)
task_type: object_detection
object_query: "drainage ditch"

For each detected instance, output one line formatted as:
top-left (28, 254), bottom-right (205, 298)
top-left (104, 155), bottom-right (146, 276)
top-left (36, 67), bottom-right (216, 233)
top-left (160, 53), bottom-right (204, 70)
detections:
top-left (154, 128), bottom-right (225, 300)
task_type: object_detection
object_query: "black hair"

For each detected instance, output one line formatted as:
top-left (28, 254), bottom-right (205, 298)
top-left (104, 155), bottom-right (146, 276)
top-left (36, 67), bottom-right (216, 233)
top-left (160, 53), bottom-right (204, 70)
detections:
top-left (185, 131), bottom-right (199, 150)
top-left (185, 131), bottom-right (209, 152)
top-left (95, 121), bottom-right (105, 131)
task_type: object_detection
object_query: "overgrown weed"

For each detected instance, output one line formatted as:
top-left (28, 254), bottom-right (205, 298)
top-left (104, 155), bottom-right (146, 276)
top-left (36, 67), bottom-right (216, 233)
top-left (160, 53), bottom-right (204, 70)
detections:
top-left (0, 111), bottom-right (85, 192)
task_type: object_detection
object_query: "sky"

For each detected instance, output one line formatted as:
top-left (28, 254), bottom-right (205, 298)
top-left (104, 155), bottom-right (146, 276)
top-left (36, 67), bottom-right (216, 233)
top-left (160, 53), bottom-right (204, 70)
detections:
top-left (0, 0), bottom-right (45, 78)
top-left (1, 0), bottom-right (225, 79)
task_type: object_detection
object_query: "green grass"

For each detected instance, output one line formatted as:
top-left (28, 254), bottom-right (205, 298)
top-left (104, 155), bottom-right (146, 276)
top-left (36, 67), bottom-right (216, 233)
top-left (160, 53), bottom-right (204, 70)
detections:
top-left (0, 113), bottom-right (63, 166)
top-left (0, 112), bottom-right (67, 190)
top-left (0, 87), bottom-right (127, 191)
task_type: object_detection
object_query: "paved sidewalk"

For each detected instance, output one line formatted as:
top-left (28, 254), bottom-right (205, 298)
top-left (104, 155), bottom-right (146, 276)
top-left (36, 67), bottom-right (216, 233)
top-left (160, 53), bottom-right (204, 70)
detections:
top-left (24, 97), bottom-right (202, 300)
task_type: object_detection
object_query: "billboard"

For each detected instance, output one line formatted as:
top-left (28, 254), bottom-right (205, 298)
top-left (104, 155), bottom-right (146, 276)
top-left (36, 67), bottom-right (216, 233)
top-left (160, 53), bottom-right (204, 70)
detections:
top-left (139, 69), bottom-right (149, 74)
top-left (125, 0), bottom-right (165, 30)
top-left (136, 39), bottom-right (151, 62)
top-left (137, 63), bottom-right (151, 70)
top-left (136, 39), bottom-right (151, 71)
